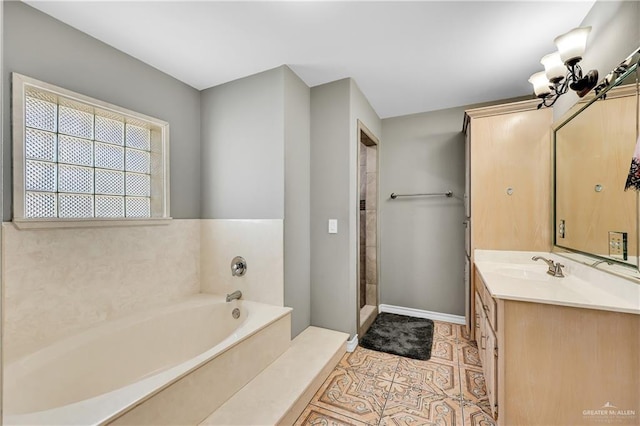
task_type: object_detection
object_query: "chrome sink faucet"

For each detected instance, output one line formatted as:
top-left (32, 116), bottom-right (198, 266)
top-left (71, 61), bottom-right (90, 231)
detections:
top-left (532, 256), bottom-right (565, 278)
top-left (592, 259), bottom-right (613, 268)
top-left (226, 290), bottom-right (242, 302)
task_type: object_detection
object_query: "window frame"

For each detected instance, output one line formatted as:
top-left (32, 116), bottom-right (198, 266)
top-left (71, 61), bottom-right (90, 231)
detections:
top-left (12, 72), bottom-right (171, 228)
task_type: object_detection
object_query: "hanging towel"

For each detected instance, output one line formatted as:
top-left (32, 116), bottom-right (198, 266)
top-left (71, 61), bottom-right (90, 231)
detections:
top-left (625, 135), bottom-right (640, 191)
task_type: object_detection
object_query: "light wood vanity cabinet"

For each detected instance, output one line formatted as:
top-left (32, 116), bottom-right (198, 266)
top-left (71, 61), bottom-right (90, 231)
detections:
top-left (474, 268), bottom-right (640, 426)
top-left (463, 100), bottom-right (552, 340)
top-left (474, 270), bottom-right (498, 419)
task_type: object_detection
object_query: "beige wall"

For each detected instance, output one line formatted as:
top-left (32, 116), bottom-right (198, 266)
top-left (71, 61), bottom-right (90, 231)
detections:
top-left (3, 218), bottom-right (287, 362)
top-left (2, 220), bottom-right (201, 362)
top-left (200, 219), bottom-right (284, 306)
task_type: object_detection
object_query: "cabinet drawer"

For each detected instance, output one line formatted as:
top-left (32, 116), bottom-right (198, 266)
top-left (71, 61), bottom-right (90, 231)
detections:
top-left (475, 270), bottom-right (497, 331)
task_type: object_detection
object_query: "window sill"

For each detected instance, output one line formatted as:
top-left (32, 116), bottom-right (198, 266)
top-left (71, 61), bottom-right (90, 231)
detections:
top-left (12, 217), bottom-right (173, 230)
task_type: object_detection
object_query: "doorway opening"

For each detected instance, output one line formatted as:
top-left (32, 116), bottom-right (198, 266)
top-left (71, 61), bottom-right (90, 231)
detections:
top-left (358, 123), bottom-right (379, 337)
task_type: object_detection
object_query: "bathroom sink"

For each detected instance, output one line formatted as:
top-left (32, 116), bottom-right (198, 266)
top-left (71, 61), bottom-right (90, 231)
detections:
top-left (492, 267), bottom-right (550, 281)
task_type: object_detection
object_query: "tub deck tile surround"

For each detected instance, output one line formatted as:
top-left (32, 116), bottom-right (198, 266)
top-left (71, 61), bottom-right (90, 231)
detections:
top-left (200, 326), bottom-right (348, 425)
top-left (296, 321), bottom-right (495, 426)
top-left (108, 313), bottom-right (291, 426)
top-left (3, 296), bottom-right (292, 426)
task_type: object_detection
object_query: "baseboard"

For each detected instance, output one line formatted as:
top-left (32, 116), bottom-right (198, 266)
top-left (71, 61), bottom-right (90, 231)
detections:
top-left (378, 304), bottom-right (466, 325)
top-left (346, 334), bottom-right (358, 352)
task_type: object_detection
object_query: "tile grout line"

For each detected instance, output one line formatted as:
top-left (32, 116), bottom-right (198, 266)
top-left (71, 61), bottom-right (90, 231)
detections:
top-left (459, 326), bottom-right (496, 426)
top-left (298, 323), bottom-right (491, 426)
top-left (301, 354), bottom-right (371, 426)
top-left (377, 322), bottom-right (459, 425)
top-left (306, 401), bottom-right (367, 426)
top-left (438, 323), bottom-right (465, 426)
top-left (314, 377), bottom-right (375, 425)
top-left (310, 351), bottom-right (401, 426)
top-left (457, 326), bottom-right (467, 426)
top-left (302, 369), bottom-right (351, 424)
top-left (376, 355), bottom-right (401, 426)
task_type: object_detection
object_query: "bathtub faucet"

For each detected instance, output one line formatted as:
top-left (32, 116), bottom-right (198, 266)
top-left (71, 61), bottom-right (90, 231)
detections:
top-left (226, 290), bottom-right (242, 302)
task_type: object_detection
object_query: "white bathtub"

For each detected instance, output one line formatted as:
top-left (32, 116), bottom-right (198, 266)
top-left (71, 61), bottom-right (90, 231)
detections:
top-left (4, 294), bottom-right (292, 425)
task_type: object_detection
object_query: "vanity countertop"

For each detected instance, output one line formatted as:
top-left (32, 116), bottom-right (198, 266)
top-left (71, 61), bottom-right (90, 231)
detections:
top-left (475, 250), bottom-right (640, 315)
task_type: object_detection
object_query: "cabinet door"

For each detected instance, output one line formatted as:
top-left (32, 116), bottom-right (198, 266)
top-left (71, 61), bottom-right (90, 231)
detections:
top-left (485, 325), bottom-right (498, 419)
top-left (470, 108), bottom-right (551, 251)
top-left (474, 293), bottom-right (485, 365)
top-left (465, 257), bottom-right (471, 331)
top-left (464, 129), bottom-right (471, 217)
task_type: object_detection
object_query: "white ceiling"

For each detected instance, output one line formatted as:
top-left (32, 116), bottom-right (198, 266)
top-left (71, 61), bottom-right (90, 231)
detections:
top-left (25, 1), bottom-right (596, 118)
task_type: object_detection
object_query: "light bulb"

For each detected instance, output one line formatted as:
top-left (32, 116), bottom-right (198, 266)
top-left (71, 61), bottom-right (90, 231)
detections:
top-left (554, 26), bottom-right (591, 66)
top-left (529, 71), bottom-right (551, 98)
top-left (541, 52), bottom-right (566, 84)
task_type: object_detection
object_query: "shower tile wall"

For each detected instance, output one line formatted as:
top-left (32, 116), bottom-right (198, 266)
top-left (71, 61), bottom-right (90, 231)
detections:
top-left (360, 143), bottom-right (367, 308)
top-left (360, 140), bottom-right (378, 309)
top-left (365, 145), bottom-right (378, 307)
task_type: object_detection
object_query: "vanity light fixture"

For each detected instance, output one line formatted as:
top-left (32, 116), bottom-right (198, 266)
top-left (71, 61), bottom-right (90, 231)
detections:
top-left (529, 26), bottom-right (598, 108)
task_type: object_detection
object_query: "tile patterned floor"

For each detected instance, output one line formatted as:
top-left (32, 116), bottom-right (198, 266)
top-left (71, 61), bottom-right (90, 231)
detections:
top-left (295, 321), bottom-right (496, 426)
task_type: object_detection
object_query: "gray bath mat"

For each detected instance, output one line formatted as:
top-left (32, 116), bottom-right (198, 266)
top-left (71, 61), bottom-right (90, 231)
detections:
top-left (360, 313), bottom-right (434, 360)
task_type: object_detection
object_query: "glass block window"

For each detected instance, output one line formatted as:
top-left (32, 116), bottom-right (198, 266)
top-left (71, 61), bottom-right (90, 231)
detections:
top-left (13, 73), bottom-right (170, 223)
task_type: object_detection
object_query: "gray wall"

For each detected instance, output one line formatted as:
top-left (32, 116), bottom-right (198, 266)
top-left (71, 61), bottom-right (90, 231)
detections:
top-left (3, 2), bottom-right (201, 220)
top-left (201, 65), bottom-right (311, 337)
top-left (380, 107), bottom-right (466, 316)
top-left (349, 80), bottom-right (382, 326)
top-left (310, 79), bottom-right (352, 335)
top-left (375, 0), bottom-right (638, 317)
top-left (554, 0), bottom-right (640, 119)
top-left (200, 67), bottom-right (285, 219)
top-left (0, 0), bottom-right (3, 224)
top-left (284, 67), bottom-right (311, 338)
top-left (310, 79), bottom-right (381, 338)
top-left (0, 0), bottom-right (4, 412)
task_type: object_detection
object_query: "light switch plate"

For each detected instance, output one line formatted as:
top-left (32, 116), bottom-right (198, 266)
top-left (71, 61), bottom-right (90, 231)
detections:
top-left (608, 231), bottom-right (627, 261)
top-left (328, 219), bottom-right (338, 234)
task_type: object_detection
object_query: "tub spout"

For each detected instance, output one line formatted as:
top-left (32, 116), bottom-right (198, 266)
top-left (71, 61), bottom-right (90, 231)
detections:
top-left (226, 290), bottom-right (242, 302)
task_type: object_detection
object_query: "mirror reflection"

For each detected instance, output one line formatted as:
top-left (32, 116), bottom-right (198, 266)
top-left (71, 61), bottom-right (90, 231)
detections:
top-left (554, 52), bottom-right (639, 272)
